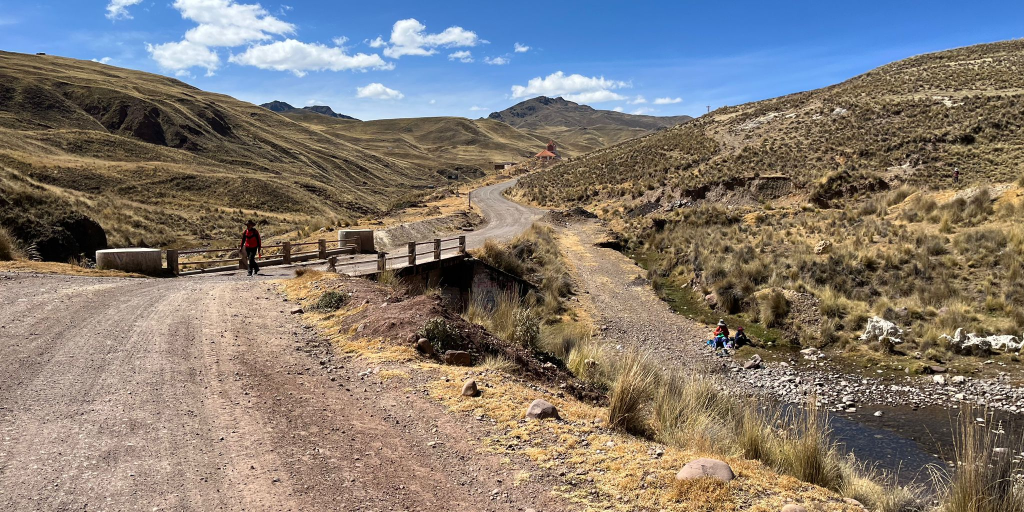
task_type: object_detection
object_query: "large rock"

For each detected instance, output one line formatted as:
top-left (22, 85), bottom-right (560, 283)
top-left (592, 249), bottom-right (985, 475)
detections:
top-left (462, 379), bottom-right (479, 397)
top-left (859, 316), bottom-right (903, 348)
top-left (525, 399), bottom-right (560, 420)
top-left (415, 338), bottom-right (435, 356)
top-left (675, 457), bottom-right (735, 482)
top-left (781, 505), bottom-right (807, 512)
top-left (814, 240), bottom-right (832, 255)
top-left (941, 329), bottom-right (1021, 355)
top-left (443, 350), bottom-right (472, 366)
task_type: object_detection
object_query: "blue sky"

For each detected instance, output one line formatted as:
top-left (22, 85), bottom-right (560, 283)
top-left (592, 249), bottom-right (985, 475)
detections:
top-left (1, 1), bottom-right (1022, 120)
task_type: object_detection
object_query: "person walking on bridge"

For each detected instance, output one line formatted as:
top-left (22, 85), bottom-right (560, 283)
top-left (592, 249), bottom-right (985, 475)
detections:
top-left (241, 220), bottom-right (262, 276)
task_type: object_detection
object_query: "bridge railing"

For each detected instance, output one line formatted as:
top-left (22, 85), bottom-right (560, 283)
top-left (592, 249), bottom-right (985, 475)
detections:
top-left (165, 235), bottom-right (467, 276)
top-left (167, 238), bottom-right (357, 276)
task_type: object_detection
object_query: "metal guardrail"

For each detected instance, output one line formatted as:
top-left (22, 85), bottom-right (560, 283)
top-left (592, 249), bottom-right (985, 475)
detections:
top-left (166, 235), bottom-right (467, 277)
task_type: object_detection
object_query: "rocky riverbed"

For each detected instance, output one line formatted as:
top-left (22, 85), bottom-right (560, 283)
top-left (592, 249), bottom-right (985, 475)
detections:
top-left (724, 348), bottom-right (1024, 416)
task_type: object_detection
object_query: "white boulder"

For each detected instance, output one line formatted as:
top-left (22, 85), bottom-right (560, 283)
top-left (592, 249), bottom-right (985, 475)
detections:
top-left (859, 317), bottom-right (903, 348)
top-left (941, 328), bottom-right (1021, 354)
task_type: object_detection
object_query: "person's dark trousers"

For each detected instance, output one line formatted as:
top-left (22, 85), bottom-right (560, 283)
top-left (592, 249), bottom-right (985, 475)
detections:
top-left (247, 248), bottom-right (259, 274)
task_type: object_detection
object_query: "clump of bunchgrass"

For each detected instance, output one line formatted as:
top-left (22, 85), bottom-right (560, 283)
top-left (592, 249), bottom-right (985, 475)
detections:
top-left (310, 290), bottom-right (350, 312)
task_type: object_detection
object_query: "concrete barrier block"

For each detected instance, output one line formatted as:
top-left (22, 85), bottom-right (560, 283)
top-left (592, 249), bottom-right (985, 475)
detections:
top-left (96, 248), bottom-right (163, 275)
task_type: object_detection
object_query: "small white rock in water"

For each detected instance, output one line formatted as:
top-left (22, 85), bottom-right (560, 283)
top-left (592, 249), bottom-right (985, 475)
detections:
top-left (874, 411), bottom-right (883, 417)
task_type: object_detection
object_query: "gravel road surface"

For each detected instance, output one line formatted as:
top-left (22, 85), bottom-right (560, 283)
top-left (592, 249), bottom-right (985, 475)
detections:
top-left (0, 179), bottom-right (564, 511)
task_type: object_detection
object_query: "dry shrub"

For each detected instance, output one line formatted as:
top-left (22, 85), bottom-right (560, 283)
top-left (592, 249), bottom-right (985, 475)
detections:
top-left (539, 321), bottom-right (591, 360)
top-left (566, 337), bottom-right (608, 386)
top-left (758, 288), bottom-right (790, 327)
top-left (0, 225), bottom-right (23, 261)
top-left (654, 372), bottom-right (739, 454)
top-left (840, 458), bottom-right (927, 512)
top-left (480, 353), bottom-right (517, 373)
top-left (607, 350), bottom-right (658, 436)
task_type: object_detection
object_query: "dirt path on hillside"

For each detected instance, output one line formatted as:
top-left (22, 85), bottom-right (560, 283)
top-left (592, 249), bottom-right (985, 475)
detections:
top-left (0, 268), bottom-right (571, 511)
top-left (556, 221), bottom-right (716, 373)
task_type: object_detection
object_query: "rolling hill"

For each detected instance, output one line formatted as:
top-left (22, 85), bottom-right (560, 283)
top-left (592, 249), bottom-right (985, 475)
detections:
top-left (0, 51), bottom-right (696, 261)
top-left (488, 96), bottom-right (692, 149)
top-left (0, 51), bottom-right (456, 259)
top-left (516, 39), bottom-right (1024, 366)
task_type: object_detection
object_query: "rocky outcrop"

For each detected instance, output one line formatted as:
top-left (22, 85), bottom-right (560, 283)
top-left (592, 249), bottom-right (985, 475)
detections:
top-left (859, 316), bottom-right (903, 349)
top-left (941, 328), bottom-right (1022, 354)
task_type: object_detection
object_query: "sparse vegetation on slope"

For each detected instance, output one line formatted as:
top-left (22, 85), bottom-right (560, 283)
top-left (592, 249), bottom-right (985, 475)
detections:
top-left (517, 40), bottom-right (1024, 369)
top-left (518, 40), bottom-right (1024, 207)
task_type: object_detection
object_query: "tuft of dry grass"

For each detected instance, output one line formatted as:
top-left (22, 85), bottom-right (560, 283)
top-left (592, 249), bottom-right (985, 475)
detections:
top-left (0, 225), bottom-right (23, 261)
top-left (939, 407), bottom-right (1024, 512)
top-left (607, 350), bottom-right (659, 436)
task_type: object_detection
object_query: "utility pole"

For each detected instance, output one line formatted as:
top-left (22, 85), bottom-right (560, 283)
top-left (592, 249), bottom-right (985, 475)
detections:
top-left (468, 190), bottom-right (472, 209)
top-left (707, 105), bottom-right (710, 114)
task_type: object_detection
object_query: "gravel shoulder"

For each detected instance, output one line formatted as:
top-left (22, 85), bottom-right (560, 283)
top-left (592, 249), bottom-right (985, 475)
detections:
top-left (0, 267), bottom-right (570, 511)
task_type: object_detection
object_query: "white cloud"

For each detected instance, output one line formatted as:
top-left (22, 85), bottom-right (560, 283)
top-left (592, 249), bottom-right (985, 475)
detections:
top-left (448, 50), bottom-right (473, 63)
top-left (148, 0), bottom-right (393, 77)
top-left (613, 106), bottom-right (624, 112)
top-left (147, 0), bottom-right (297, 74)
top-left (91, 57), bottom-right (113, 64)
top-left (631, 107), bottom-right (656, 115)
top-left (231, 40), bottom-right (392, 76)
top-left (381, 18), bottom-right (479, 58)
top-left (653, 97), bottom-right (682, 105)
top-left (367, 36), bottom-right (386, 48)
top-left (564, 90), bottom-right (626, 103)
top-left (484, 56), bottom-right (509, 65)
top-left (356, 83), bottom-right (404, 100)
top-left (148, 40), bottom-right (220, 75)
top-left (429, 99), bottom-right (436, 104)
top-left (513, 42), bottom-right (530, 53)
top-left (106, 0), bottom-right (142, 20)
top-left (469, 105), bottom-right (486, 111)
top-left (629, 95), bottom-right (647, 104)
top-left (511, 71), bottom-right (630, 102)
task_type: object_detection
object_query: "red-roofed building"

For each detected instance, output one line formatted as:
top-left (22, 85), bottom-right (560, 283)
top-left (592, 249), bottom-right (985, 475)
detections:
top-left (535, 140), bottom-right (560, 162)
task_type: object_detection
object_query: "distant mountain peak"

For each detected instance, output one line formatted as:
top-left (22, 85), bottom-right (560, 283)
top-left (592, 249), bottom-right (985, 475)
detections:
top-left (487, 95), bottom-right (691, 139)
top-left (260, 101), bottom-right (359, 121)
top-left (261, 100), bottom-right (295, 112)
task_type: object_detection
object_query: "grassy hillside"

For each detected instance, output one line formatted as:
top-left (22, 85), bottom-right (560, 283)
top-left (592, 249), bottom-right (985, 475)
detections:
top-left (518, 40), bottom-right (1024, 206)
top-left (489, 96), bottom-right (693, 149)
top-left (282, 113), bottom-right (583, 171)
top-left (0, 52), bottom-right (469, 259)
top-left (517, 40), bottom-right (1024, 366)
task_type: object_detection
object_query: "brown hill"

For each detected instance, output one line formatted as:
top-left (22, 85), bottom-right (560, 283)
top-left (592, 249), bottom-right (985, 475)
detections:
top-left (488, 96), bottom-right (692, 148)
top-left (0, 52), bottom-right (489, 259)
top-left (518, 41), bottom-right (1024, 207)
top-left (282, 113), bottom-right (594, 171)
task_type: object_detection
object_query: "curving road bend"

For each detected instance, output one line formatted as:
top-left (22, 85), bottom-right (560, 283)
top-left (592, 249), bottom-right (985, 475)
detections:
top-left (464, 179), bottom-right (545, 249)
top-left (0, 180), bottom-right (568, 511)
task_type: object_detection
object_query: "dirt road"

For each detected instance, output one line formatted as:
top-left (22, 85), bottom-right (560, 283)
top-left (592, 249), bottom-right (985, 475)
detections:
top-left (0, 180), bottom-right (566, 511)
top-left (557, 221), bottom-right (715, 373)
top-left (464, 179), bottom-right (545, 249)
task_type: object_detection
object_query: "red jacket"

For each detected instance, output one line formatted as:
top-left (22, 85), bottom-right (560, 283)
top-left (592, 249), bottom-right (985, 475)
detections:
top-left (714, 325), bottom-right (729, 338)
top-left (241, 228), bottom-right (261, 249)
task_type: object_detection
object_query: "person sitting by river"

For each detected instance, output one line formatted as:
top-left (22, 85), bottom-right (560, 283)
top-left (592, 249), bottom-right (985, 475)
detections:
top-left (713, 319), bottom-right (730, 339)
top-left (734, 326), bottom-right (750, 348)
